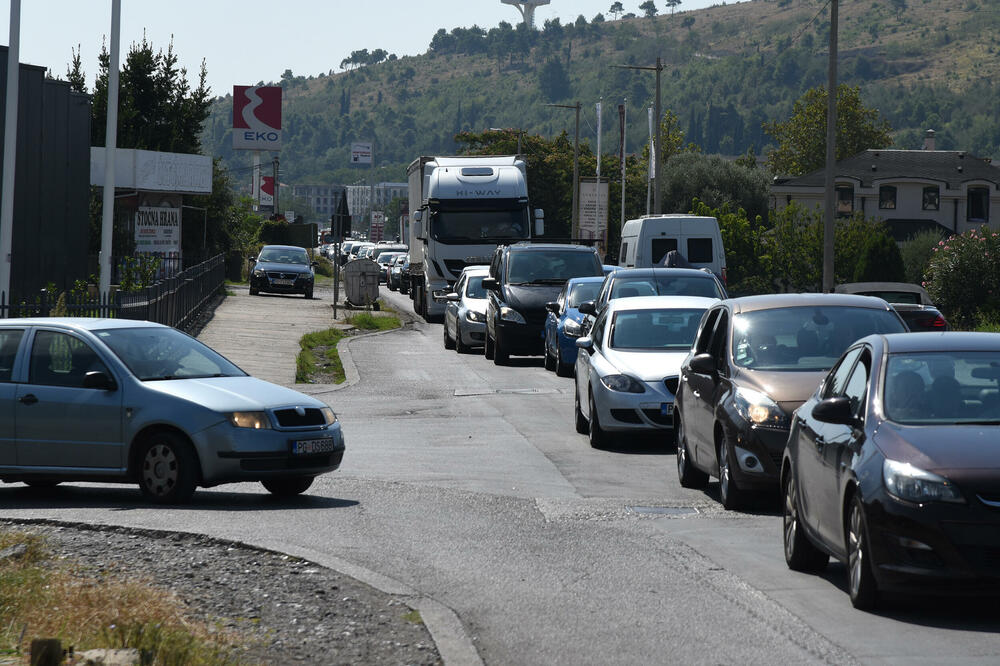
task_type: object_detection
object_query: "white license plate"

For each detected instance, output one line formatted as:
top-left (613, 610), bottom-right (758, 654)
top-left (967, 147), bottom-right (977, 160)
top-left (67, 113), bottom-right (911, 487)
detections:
top-left (660, 403), bottom-right (674, 416)
top-left (272, 278), bottom-right (295, 286)
top-left (292, 438), bottom-right (335, 455)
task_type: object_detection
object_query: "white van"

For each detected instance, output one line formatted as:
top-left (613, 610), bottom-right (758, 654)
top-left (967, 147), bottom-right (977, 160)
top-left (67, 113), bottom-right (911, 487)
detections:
top-left (618, 215), bottom-right (726, 281)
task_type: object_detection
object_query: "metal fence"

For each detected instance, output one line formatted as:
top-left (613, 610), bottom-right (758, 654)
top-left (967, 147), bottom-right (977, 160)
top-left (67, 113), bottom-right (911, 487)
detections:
top-left (0, 254), bottom-right (225, 331)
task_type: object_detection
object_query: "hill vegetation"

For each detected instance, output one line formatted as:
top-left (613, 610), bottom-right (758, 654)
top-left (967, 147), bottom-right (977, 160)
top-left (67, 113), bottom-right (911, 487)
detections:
top-left (201, 0), bottom-right (1000, 200)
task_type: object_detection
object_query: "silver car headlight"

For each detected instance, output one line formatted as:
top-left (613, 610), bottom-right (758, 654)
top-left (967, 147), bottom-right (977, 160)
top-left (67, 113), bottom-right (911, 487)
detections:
top-left (253, 270), bottom-right (265, 278)
top-left (563, 318), bottom-right (583, 337)
top-left (227, 411), bottom-right (272, 429)
top-left (467, 309), bottom-right (485, 322)
top-left (500, 306), bottom-right (526, 324)
top-left (733, 387), bottom-right (788, 427)
top-left (321, 407), bottom-right (338, 425)
top-left (883, 459), bottom-right (964, 504)
top-left (600, 374), bottom-right (646, 393)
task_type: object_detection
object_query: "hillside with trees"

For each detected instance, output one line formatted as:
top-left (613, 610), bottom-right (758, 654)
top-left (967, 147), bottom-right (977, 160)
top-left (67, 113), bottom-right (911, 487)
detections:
top-left (201, 0), bottom-right (1000, 193)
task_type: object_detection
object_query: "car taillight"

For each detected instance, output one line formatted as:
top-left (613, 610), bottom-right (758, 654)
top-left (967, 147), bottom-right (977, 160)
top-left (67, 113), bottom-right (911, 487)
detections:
top-left (930, 315), bottom-right (948, 328)
top-left (721, 267), bottom-right (728, 286)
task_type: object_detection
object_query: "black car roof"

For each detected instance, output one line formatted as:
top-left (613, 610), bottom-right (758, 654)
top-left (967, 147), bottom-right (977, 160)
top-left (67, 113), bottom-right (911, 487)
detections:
top-left (875, 331), bottom-right (1000, 353)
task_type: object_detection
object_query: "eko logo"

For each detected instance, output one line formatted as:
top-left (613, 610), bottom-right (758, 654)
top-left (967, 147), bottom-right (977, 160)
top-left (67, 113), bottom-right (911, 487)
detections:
top-left (232, 86), bottom-right (282, 150)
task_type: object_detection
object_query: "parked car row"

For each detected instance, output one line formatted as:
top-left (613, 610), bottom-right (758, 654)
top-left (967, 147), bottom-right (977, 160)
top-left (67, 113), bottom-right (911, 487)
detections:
top-left (428, 245), bottom-right (1000, 610)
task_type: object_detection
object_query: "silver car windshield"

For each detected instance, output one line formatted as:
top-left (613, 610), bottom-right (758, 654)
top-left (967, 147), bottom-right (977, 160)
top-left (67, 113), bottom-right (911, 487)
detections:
top-left (465, 276), bottom-right (487, 299)
top-left (885, 352), bottom-right (1000, 424)
top-left (95, 327), bottom-right (246, 381)
top-left (609, 308), bottom-right (706, 350)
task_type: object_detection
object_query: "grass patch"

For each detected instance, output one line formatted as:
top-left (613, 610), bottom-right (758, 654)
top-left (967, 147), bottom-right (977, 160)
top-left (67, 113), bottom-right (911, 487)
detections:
top-left (296, 328), bottom-right (348, 384)
top-left (0, 531), bottom-right (247, 664)
top-left (296, 308), bottom-right (401, 384)
top-left (345, 311), bottom-right (401, 331)
top-left (402, 609), bottom-right (423, 625)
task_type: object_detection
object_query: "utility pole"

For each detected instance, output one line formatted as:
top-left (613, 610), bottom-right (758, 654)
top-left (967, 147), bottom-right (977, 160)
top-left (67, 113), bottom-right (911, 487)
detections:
top-left (822, 0), bottom-right (839, 293)
top-left (613, 58), bottom-right (663, 214)
top-left (0, 0), bottom-right (21, 304)
top-left (99, 0), bottom-right (122, 299)
top-left (272, 156), bottom-right (279, 216)
top-left (544, 102), bottom-right (581, 240)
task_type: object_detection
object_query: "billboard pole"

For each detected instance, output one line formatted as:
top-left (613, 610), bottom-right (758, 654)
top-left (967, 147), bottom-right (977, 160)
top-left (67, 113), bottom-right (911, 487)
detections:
top-left (99, 0), bottom-right (122, 299)
top-left (0, 0), bottom-right (21, 303)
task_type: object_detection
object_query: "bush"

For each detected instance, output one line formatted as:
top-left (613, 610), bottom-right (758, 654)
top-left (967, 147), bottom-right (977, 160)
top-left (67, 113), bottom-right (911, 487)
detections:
top-left (257, 218), bottom-right (290, 245)
top-left (853, 231), bottom-right (905, 282)
top-left (923, 226), bottom-right (1000, 329)
top-left (313, 255), bottom-right (335, 277)
top-left (900, 228), bottom-right (946, 284)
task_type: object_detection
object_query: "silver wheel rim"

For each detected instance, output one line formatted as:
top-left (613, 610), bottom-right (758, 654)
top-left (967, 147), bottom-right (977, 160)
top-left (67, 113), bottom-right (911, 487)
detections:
top-left (784, 478), bottom-right (797, 561)
top-left (719, 446), bottom-right (730, 502)
top-left (143, 444), bottom-right (178, 497)
top-left (849, 504), bottom-right (864, 597)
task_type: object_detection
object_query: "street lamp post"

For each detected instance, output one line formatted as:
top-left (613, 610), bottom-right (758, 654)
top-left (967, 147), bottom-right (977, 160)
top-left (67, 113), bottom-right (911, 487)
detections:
top-left (613, 58), bottom-right (663, 215)
top-left (544, 102), bottom-right (581, 240)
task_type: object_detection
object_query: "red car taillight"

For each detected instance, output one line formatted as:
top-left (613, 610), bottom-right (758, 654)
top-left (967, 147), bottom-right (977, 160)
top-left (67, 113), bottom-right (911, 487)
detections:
top-left (930, 315), bottom-right (948, 329)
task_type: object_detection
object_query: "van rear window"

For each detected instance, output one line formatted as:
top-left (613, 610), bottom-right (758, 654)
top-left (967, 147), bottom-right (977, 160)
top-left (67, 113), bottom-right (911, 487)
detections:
top-left (650, 238), bottom-right (678, 264)
top-left (687, 238), bottom-right (714, 264)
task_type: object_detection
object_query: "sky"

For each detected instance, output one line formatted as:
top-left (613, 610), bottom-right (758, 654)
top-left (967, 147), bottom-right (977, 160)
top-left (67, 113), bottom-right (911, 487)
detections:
top-left (4, 0), bottom-right (725, 98)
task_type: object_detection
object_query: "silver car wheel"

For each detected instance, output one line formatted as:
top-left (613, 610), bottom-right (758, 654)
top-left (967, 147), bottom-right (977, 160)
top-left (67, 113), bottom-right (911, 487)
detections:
top-left (143, 444), bottom-right (179, 498)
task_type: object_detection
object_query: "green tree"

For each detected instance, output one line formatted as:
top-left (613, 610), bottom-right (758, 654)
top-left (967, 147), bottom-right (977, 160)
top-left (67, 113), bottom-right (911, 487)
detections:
top-left (609, 2), bottom-right (624, 19)
top-left (690, 199), bottom-right (768, 296)
top-left (900, 228), bottom-right (946, 284)
top-left (66, 44), bottom-right (86, 93)
top-left (763, 84), bottom-right (894, 176)
top-left (853, 232), bottom-right (905, 282)
top-left (661, 153), bottom-right (770, 222)
top-left (538, 58), bottom-right (571, 101)
top-left (665, 0), bottom-right (682, 15)
top-left (639, 1), bottom-right (658, 17)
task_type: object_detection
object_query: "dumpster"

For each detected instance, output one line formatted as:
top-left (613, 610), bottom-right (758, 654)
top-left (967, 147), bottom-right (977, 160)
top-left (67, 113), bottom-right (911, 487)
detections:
top-left (343, 258), bottom-right (380, 308)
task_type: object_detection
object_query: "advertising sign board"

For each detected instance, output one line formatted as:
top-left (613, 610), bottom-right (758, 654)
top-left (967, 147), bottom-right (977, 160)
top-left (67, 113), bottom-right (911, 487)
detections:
top-left (258, 176), bottom-right (275, 207)
top-left (232, 86), bottom-right (282, 150)
top-left (134, 206), bottom-right (181, 277)
top-left (578, 178), bottom-right (609, 242)
top-left (351, 142), bottom-right (373, 164)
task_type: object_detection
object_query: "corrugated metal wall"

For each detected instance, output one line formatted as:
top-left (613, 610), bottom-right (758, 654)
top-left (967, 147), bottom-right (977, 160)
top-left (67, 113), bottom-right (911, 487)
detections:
top-left (0, 46), bottom-right (91, 302)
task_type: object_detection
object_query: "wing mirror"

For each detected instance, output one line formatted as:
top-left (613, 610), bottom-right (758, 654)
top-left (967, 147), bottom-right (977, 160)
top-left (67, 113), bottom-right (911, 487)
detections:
top-left (446, 292), bottom-right (460, 302)
top-left (545, 301), bottom-right (559, 314)
top-left (811, 396), bottom-right (861, 428)
top-left (578, 300), bottom-right (596, 316)
top-left (83, 371), bottom-right (117, 391)
top-left (482, 277), bottom-right (498, 291)
top-left (688, 353), bottom-right (716, 375)
top-left (575, 337), bottom-right (594, 350)
top-left (534, 209), bottom-right (545, 237)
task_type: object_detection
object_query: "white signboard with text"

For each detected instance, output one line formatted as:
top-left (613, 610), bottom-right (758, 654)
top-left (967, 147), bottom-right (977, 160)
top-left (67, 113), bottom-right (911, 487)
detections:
top-left (351, 142), bottom-right (373, 164)
top-left (134, 207), bottom-right (181, 277)
top-left (578, 178), bottom-right (609, 242)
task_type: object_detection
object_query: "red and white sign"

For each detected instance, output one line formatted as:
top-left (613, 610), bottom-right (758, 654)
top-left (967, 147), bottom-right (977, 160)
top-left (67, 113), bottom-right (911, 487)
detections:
top-left (258, 175), bottom-right (275, 206)
top-left (233, 85), bottom-right (282, 150)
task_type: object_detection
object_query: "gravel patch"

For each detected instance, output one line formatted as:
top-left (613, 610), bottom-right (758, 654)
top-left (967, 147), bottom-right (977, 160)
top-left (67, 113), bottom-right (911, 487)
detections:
top-left (2, 520), bottom-right (442, 665)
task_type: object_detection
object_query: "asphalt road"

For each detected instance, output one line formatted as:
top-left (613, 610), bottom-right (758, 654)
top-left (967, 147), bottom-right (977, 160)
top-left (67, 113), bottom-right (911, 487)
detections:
top-left (4, 284), bottom-right (1000, 665)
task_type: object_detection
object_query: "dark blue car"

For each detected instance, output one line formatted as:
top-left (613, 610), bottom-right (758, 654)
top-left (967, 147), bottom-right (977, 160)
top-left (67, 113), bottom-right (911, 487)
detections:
top-left (543, 276), bottom-right (605, 377)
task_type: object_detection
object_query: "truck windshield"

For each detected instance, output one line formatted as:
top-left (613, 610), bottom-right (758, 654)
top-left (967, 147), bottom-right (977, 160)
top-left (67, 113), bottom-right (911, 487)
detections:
top-left (431, 208), bottom-right (529, 243)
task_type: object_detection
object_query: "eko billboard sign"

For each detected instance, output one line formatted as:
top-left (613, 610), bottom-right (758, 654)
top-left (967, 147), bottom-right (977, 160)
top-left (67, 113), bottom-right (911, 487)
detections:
top-left (232, 85), bottom-right (282, 150)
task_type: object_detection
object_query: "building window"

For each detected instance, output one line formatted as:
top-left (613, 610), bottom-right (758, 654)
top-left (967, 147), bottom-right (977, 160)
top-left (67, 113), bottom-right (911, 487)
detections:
top-left (836, 185), bottom-right (854, 216)
top-left (968, 186), bottom-right (990, 223)
top-left (879, 186), bottom-right (897, 210)
top-left (922, 186), bottom-right (940, 211)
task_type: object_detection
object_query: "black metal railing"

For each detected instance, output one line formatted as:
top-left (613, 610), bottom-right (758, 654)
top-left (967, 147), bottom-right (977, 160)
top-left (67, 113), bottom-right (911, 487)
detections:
top-left (0, 254), bottom-right (225, 331)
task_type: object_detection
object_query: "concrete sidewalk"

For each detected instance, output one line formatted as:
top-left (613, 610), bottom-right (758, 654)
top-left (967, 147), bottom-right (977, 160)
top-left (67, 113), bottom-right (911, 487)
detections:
top-left (195, 284), bottom-right (341, 385)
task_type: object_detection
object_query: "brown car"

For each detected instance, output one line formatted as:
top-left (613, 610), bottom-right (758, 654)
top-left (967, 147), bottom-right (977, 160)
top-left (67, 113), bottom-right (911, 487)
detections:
top-left (673, 293), bottom-right (907, 509)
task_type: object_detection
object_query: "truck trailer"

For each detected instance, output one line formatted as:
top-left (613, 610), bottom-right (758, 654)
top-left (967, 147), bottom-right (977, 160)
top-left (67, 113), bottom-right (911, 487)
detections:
top-left (406, 155), bottom-right (543, 320)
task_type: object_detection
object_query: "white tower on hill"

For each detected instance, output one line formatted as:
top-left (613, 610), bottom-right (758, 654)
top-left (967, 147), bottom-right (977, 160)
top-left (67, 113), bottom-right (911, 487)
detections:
top-left (500, 0), bottom-right (552, 29)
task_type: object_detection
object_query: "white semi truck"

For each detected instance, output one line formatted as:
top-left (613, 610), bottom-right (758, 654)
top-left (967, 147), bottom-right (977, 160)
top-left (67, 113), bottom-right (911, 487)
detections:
top-left (406, 155), bottom-right (543, 320)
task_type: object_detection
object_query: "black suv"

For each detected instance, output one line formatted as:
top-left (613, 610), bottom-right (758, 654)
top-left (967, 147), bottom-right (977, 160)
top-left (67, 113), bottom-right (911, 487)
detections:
top-left (483, 243), bottom-right (603, 365)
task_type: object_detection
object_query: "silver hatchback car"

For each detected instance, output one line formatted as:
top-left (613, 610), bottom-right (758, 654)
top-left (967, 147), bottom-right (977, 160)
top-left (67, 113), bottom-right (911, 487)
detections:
top-left (0, 318), bottom-right (345, 502)
top-left (443, 266), bottom-right (490, 353)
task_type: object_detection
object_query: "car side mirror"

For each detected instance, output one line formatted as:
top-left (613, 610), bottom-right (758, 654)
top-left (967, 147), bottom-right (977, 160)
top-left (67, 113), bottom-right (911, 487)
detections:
top-left (446, 292), bottom-right (460, 302)
top-left (578, 300), bottom-right (596, 316)
top-left (545, 301), bottom-right (559, 314)
top-left (811, 396), bottom-right (861, 428)
top-left (688, 353), bottom-right (716, 376)
top-left (83, 370), bottom-right (117, 391)
top-left (249, 256), bottom-right (257, 263)
top-left (482, 277), bottom-right (498, 291)
top-left (575, 337), bottom-right (594, 350)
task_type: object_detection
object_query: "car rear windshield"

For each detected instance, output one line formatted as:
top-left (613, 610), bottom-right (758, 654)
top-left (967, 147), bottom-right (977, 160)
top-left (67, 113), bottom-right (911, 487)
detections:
top-left (857, 290), bottom-right (922, 304)
top-left (568, 282), bottom-right (602, 308)
top-left (885, 352), bottom-right (1000, 424)
top-left (96, 327), bottom-right (246, 381)
top-left (610, 308), bottom-right (706, 350)
top-left (732, 306), bottom-right (905, 371)
top-left (507, 250), bottom-right (601, 284)
top-left (611, 275), bottom-right (724, 300)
